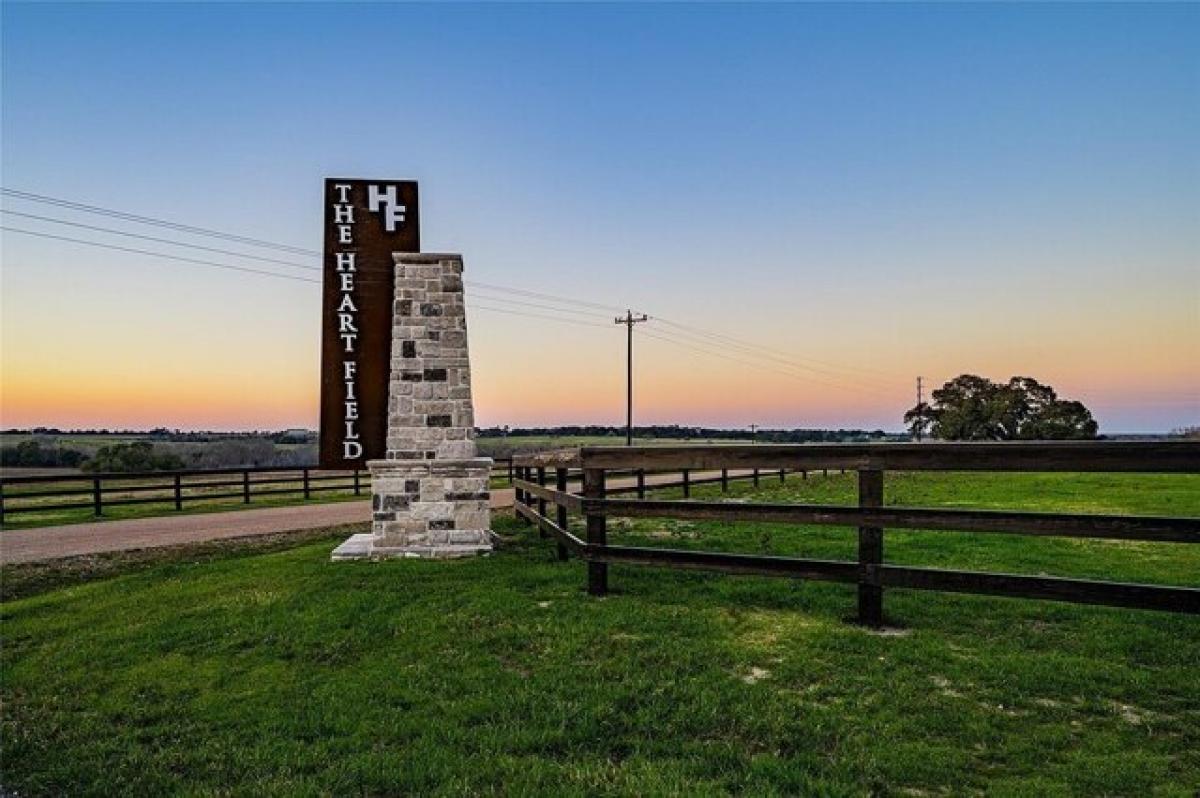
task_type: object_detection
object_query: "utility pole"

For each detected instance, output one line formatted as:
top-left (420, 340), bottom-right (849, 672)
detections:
top-left (615, 310), bottom-right (649, 446)
top-left (915, 376), bottom-right (925, 442)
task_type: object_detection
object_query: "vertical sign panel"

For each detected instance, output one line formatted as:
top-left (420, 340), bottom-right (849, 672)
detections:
top-left (320, 179), bottom-right (419, 468)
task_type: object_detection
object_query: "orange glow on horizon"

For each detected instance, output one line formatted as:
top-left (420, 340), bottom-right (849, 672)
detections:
top-left (1, 284), bottom-right (1195, 432)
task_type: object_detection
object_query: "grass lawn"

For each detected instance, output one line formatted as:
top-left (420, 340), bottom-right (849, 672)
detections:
top-left (2, 473), bottom-right (1198, 795)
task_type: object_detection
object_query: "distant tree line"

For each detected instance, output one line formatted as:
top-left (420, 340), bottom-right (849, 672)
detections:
top-left (1, 435), bottom-right (318, 473)
top-left (0, 440), bottom-right (88, 469)
top-left (0, 427), bottom-right (316, 443)
top-left (474, 426), bottom-right (903, 459)
top-left (476, 424), bottom-right (896, 442)
top-left (83, 442), bottom-right (185, 473)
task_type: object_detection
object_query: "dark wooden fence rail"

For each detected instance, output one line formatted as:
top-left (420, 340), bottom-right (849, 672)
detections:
top-left (1, 458), bottom-right (518, 525)
top-left (512, 442), bottom-right (1200, 624)
top-left (510, 462), bottom-right (800, 505)
top-left (0, 466), bottom-right (371, 525)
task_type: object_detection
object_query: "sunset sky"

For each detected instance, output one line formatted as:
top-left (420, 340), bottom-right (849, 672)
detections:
top-left (2, 3), bottom-right (1197, 433)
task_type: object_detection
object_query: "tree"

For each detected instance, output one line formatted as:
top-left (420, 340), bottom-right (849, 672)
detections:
top-left (83, 442), bottom-right (185, 473)
top-left (903, 402), bottom-right (935, 440)
top-left (906, 374), bottom-right (1097, 440)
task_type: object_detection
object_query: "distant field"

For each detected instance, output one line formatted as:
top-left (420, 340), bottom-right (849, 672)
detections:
top-left (2, 471), bottom-right (1197, 794)
top-left (477, 435), bottom-right (753, 457)
top-left (0, 467), bottom-right (83, 478)
top-left (0, 433), bottom-right (145, 452)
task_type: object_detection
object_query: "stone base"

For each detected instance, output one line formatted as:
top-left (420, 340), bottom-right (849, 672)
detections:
top-left (332, 457), bottom-right (493, 560)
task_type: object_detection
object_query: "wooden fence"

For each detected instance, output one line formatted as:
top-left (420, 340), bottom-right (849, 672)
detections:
top-left (0, 458), bottom-right (518, 525)
top-left (511, 442), bottom-right (1200, 624)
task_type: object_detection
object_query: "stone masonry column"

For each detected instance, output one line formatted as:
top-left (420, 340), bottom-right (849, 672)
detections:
top-left (333, 253), bottom-right (493, 559)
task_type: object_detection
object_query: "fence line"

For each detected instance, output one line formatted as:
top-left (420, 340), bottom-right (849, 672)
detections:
top-left (1, 457), bottom-right (519, 524)
top-left (512, 442), bottom-right (1200, 624)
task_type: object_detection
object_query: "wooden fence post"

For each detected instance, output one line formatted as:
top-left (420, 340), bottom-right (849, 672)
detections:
top-left (302, 468), bottom-right (311, 500)
top-left (515, 466), bottom-right (528, 522)
top-left (753, 468), bottom-right (760, 488)
top-left (857, 469), bottom-right (884, 627)
top-left (513, 466), bottom-right (521, 515)
top-left (721, 469), bottom-right (729, 492)
top-left (243, 470), bottom-right (251, 504)
top-left (354, 470), bottom-right (361, 496)
top-left (779, 468), bottom-right (786, 483)
top-left (174, 474), bottom-right (183, 511)
top-left (93, 478), bottom-right (103, 516)
top-left (537, 466), bottom-right (548, 538)
top-left (555, 467), bottom-right (569, 561)
top-left (637, 469), bottom-right (645, 499)
top-left (0, 482), bottom-right (6, 526)
top-left (682, 469), bottom-right (690, 498)
top-left (583, 467), bottom-right (607, 596)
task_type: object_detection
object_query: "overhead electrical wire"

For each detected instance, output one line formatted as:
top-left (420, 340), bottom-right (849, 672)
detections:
top-left (463, 288), bottom-right (617, 319)
top-left (3, 187), bottom-right (629, 312)
top-left (640, 329), bottom-right (895, 398)
top-left (0, 226), bottom-right (320, 284)
top-left (464, 279), bottom-right (624, 314)
top-left (470, 303), bottom-right (612, 329)
top-left (0, 188), bottom-right (320, 257)
top-left (0, 209), bottom-right (321, 271)
top-left (645, 321), bottom-right (897, 393)
top-left (1, 186), bottom-right (895, 395)
top-left (653, 316), bottom-right (898, 383)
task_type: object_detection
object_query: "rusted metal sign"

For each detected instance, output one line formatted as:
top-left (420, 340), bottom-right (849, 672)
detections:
top-left (320, 179), bottom-right (420, 468)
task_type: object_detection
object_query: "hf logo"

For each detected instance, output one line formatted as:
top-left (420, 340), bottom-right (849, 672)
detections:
top-left (368, 184), bottom-right (406, 232)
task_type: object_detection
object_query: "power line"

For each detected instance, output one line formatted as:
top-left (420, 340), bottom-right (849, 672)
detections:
top-left (644, 324), bottom-right (895, 398)
top-left (641, 328), bottom-right (893, 398)
top-left (463, 287), bottom-right (613, 320)
top-left (5, 219), bottom-right (893, 395)
top-left (2, 187), bottom-right (901, 395)
top-left (653, 316), bottom-right (899, 383)
top-left (651, 320), bottom-right (894, 391)
top-left (470, 302), bottom-right (612, 329)
top-left (641, 328), bottom-right (859, 394)
top-left (1, 187), bottom-right (321, 257)
top-left (464, 279), bottom-right (624, 314)
top-left (3, 187), bottom-right (634, 311)
top-left (657, 315), bottom-right (894, 377)
top-left (0, 209), bottom-right (321, 271)
top-left (0, 226), bottom-right (320, 284)
top-left (0, 225), bottom-right (628, 328)
top-left (653, 316), bottom-right (899, 388)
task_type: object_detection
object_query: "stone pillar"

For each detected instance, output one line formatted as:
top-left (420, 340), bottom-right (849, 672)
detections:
top-left (333, 253), bottom-right (493, 560)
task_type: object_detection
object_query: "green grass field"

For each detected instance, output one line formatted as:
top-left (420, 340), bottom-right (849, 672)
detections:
top-left (2, 472), bottom-right (1198, 795)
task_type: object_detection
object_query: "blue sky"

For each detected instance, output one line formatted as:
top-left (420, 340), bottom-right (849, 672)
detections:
top-left (2, 2), bottom-right (1197, 432)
